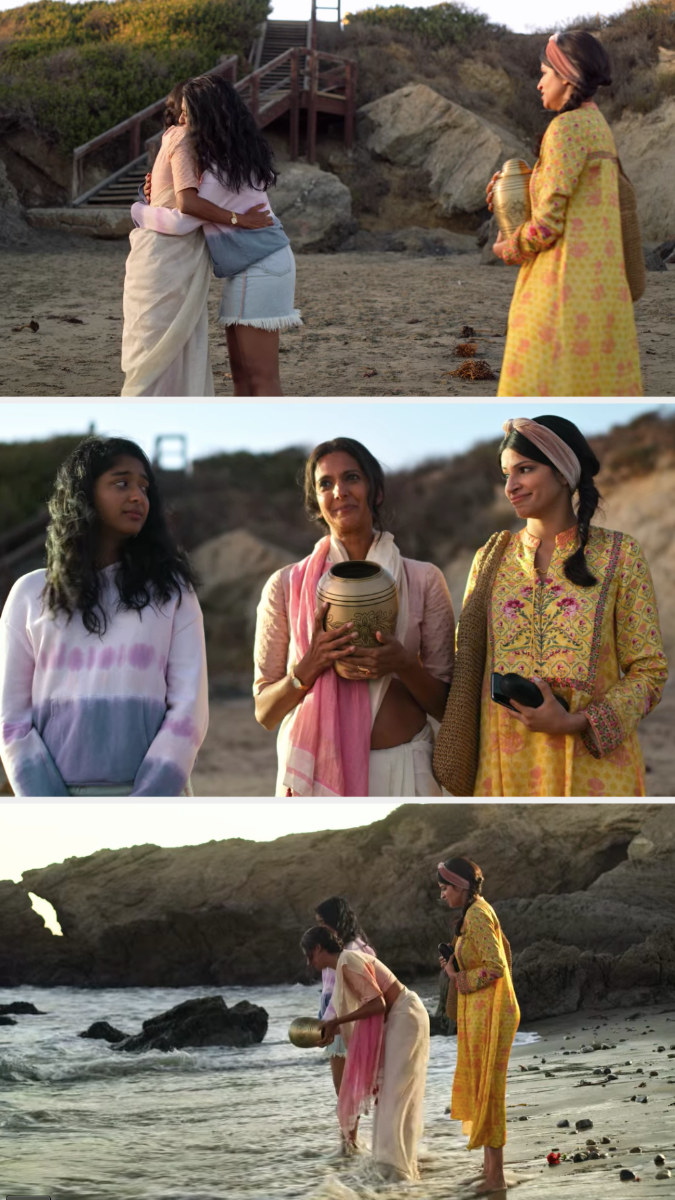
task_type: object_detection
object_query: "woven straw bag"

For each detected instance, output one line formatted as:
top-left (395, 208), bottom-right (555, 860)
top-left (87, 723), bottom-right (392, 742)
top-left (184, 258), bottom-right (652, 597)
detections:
top-left (587, 151), bottom-right (645, 302)
top-left (433, 530), bottom-right (510, 796)
top-left (617, 162), bottom-right (645, 302)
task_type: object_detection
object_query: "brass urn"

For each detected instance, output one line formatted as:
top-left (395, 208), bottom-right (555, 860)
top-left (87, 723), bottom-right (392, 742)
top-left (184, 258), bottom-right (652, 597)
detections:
top-left (288, 1017), bottom-right (325, 1047)
top-left (316, 560), bottom-right (399, 680)
top-left (492, 159), bottom-right (532, 238)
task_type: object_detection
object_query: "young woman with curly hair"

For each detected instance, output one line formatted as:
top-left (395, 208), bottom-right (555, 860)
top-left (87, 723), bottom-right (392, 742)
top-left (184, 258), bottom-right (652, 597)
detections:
top-left (0, 436), bottom-right (208, 796)
top-left (488, 30), bottom-right (642, 395)
top-left (123, 74), bottom-right (300, 397)
top-left (439, 415), bottom-right (667, 796)
top-left (437, 857), bottom-right (519, 1195)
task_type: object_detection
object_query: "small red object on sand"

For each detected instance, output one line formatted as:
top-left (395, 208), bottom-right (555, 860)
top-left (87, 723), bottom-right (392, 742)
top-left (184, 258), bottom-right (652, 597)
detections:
top-left (547, 1152), bottom-right (561, 1166)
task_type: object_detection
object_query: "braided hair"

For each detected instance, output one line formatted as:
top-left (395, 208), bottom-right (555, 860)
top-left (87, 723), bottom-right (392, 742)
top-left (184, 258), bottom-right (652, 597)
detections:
top-left (315, 896), bottom-right (370, 947)
top-left (438, 857), bottom-right (484, 939)
top-left (545, 30), bottom-right (612, 114)
top-left (499, 414), bottom-right (601, 588)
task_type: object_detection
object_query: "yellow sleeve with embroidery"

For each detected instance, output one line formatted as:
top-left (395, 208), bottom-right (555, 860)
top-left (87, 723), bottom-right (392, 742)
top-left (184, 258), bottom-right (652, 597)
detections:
top-left (456, 903), bottom-right (506, 995)
top-left (583, 535), bottom-right (668, 758)
top-left (502, 113), bottom-right (589, 266)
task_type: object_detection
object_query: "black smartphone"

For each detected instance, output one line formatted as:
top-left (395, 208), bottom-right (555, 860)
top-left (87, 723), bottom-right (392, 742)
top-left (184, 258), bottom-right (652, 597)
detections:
top-left (438, 942), bottom-right (453, 960)
top-left (490, 671), bottom-right (570, 712)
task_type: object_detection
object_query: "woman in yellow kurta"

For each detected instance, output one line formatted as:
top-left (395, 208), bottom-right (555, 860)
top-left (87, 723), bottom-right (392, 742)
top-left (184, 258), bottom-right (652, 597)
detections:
top-left (467, 415), bottom-right (667, 797)
top-left (438, 857), bottom-right (519, 1194)
top-left (491, 30), bottom-right (642, 396)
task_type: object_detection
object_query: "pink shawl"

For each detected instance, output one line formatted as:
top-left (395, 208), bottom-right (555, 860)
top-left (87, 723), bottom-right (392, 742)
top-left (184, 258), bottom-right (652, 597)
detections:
top-left (283, 536), bottom-right (371, 796)
top-left (334, 955), bottom-right (386, 1140)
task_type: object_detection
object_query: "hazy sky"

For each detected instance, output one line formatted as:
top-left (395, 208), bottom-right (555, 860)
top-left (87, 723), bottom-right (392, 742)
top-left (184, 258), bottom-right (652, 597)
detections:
top-left (0, 0), bottom-right (633, 35)
top-left (1, 400), bottom-right (662, 471)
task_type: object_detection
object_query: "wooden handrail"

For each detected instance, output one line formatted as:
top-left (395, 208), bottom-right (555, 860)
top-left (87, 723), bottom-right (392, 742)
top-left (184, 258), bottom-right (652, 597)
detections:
top-left (71, 45), bottom-right (357, 198)
top-left (71, 55), bottom-right (238, 202)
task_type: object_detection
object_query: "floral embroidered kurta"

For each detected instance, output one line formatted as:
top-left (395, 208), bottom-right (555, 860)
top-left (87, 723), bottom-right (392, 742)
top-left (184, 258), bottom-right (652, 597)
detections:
top-left (451, 897), bottom-right (519, 1150)
top-left (467, 526), bottom-right (667, 797)
top-left (498, 104), bottom-right (642, 396)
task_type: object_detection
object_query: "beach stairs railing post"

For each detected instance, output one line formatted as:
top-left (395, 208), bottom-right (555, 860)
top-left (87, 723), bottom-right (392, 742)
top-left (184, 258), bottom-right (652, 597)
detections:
top-left (70, 33), bottom-right (356, 206)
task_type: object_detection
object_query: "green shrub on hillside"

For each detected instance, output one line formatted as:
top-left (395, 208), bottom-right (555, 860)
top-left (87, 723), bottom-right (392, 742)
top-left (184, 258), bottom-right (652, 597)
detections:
top-left (345, 2), bottom-right (491, 45)
top-left (0, 436), bottom-right (82, 531)
top-left (0, 0), bottom-right (268, 150)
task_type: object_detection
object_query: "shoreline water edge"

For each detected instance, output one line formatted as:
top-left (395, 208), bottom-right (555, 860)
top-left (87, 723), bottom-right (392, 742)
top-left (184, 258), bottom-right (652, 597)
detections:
top-left (1, 982), bottom-right (674, 1199)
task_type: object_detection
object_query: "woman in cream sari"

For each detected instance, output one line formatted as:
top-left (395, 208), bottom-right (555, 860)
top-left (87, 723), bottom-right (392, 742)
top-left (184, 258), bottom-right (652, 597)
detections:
top-left (121, 75), bottom-right (288, 396)
top-left (253, 437), bottom-right (454, 796)
top-left (301, 925), bottom-right (430, 1180)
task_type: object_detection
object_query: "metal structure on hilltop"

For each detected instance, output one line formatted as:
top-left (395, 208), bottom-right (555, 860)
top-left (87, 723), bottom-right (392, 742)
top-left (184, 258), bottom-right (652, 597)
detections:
top-left (71, 14), bottom-right (355, 209)
top-left (153, 435), bottom-right (191, 475)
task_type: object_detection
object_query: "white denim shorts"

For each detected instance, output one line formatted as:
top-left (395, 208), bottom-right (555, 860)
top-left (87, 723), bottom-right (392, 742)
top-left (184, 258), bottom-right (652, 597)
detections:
top-left (218, 245), bottom-right (302, 331)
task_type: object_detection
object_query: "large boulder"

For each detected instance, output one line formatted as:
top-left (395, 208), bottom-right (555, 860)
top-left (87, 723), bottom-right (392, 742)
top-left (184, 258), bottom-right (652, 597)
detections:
top-left (6, 803), bottom-right (674, 1022)
top-left (112, 995), bottom-right (268, 1052)
top-left (0, 159), bottom-right (29, 247)
top-left (192, 528), bottom-right (295, 682)
top-left (272, 161), bottom-right (354, 251)
top-left (359, 83), bottom-right (530, 218)
top-left (26, 207), bottom-right (133, 240)
top-left (613, 97), bottom-right (675, 242)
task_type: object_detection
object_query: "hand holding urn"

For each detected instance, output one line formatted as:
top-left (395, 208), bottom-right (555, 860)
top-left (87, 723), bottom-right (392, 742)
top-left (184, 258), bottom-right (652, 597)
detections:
top-left (316, 561), bottom-right (399, 680)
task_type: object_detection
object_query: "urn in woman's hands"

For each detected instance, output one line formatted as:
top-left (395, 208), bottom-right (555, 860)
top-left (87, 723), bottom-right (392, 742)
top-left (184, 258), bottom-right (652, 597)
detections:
top-left (316, 560), bottom-right (399, 679)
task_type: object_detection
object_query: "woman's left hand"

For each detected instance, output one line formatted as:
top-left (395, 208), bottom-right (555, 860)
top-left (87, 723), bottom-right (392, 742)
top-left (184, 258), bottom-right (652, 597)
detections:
top-left (235, 203), bottom-right (274, 229)
top-left (492, 230), bottom-right (508, 260)
top-left (337, 631), bottom-right (413, 681)
top-left (506, 677), bottom-right (585, 735)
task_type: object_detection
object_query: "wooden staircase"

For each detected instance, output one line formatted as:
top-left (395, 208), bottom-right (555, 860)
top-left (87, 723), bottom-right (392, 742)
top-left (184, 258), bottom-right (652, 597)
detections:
top-left (72, 27), bottom-right (355, 208)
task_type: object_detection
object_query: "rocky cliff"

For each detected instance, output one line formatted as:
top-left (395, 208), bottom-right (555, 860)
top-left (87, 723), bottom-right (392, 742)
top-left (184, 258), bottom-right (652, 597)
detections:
top-left (3, 803), bottom-right (674, 1019)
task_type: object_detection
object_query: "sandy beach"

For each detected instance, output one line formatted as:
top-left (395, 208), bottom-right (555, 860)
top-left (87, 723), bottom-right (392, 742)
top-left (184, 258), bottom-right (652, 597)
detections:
top-left (3, 231), bottom-right (675, 397)
top-left (191, 680), bottom-right (675, 797)
top-left (500, 1005), bottom-right (675, 1198)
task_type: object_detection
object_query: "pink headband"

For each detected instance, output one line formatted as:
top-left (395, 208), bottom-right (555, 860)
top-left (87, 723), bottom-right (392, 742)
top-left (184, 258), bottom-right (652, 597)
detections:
top-left (502, 418), bottom-right (581, 490)
top-left (546, 34), bottom-right (582, 85)
top-left (438, 863), bottom-right (470, 889)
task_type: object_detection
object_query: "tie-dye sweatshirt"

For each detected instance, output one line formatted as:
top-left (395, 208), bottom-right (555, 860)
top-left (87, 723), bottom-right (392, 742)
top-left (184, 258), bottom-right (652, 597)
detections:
top-left (0, 567), bottom-right (209, 796)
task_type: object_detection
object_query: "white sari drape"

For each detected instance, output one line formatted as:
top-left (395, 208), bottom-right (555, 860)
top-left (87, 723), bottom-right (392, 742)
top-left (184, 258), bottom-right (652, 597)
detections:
top-left (121, 176), bottom-right (214, 397)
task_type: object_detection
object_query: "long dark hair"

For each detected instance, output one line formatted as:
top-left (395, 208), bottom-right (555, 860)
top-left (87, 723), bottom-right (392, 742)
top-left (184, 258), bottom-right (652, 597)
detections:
top-left (438, 857), bottom-right (484, 939)
top-left (544, 30), bottom-right (612, 114)
top-left (303, 437), bottom-right (386, 531)
top-left (42, 436), bottom-right (197, 636)
top-left (301, 925), bottom-right (343, 957)
top-left (182, 74), bottom-right (277, 192)
top-left (500, 414), bottom-right (601, 588)
top-left (315, 896), bottom-right (369, 946)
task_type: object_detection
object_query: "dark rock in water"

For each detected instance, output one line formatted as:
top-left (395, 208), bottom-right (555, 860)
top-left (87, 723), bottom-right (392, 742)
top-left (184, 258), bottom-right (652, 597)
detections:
top-left (654, 1154), bottom-right (666, 1166)
top-left (576, 1118), bottom-right (594, 1130)
top-left (557, 1119), bottom-right (570, 1128)
top-left (0, 1001), bottom-right (45, 1015)
top-left (0, 1015), bottom-right (17, 1025)
top-left (114, 996), bottom-right (268, 1053)
top-left (79, 1021), bottom-right (128, 1043)
top-left (620, 1168), bottom-right (637, 1181)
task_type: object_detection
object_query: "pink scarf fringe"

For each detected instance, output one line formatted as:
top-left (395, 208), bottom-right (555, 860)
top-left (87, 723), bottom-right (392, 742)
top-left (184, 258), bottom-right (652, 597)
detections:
top-left (336, 1010), bottom-right (385, 1139)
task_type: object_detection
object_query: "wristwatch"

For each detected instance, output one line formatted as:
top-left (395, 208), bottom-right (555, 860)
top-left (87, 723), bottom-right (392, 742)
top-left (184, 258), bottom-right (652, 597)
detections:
top-left (289, 665), bottom-right (309, 691)
top-left (230, 211), bottom-right (238, 225)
